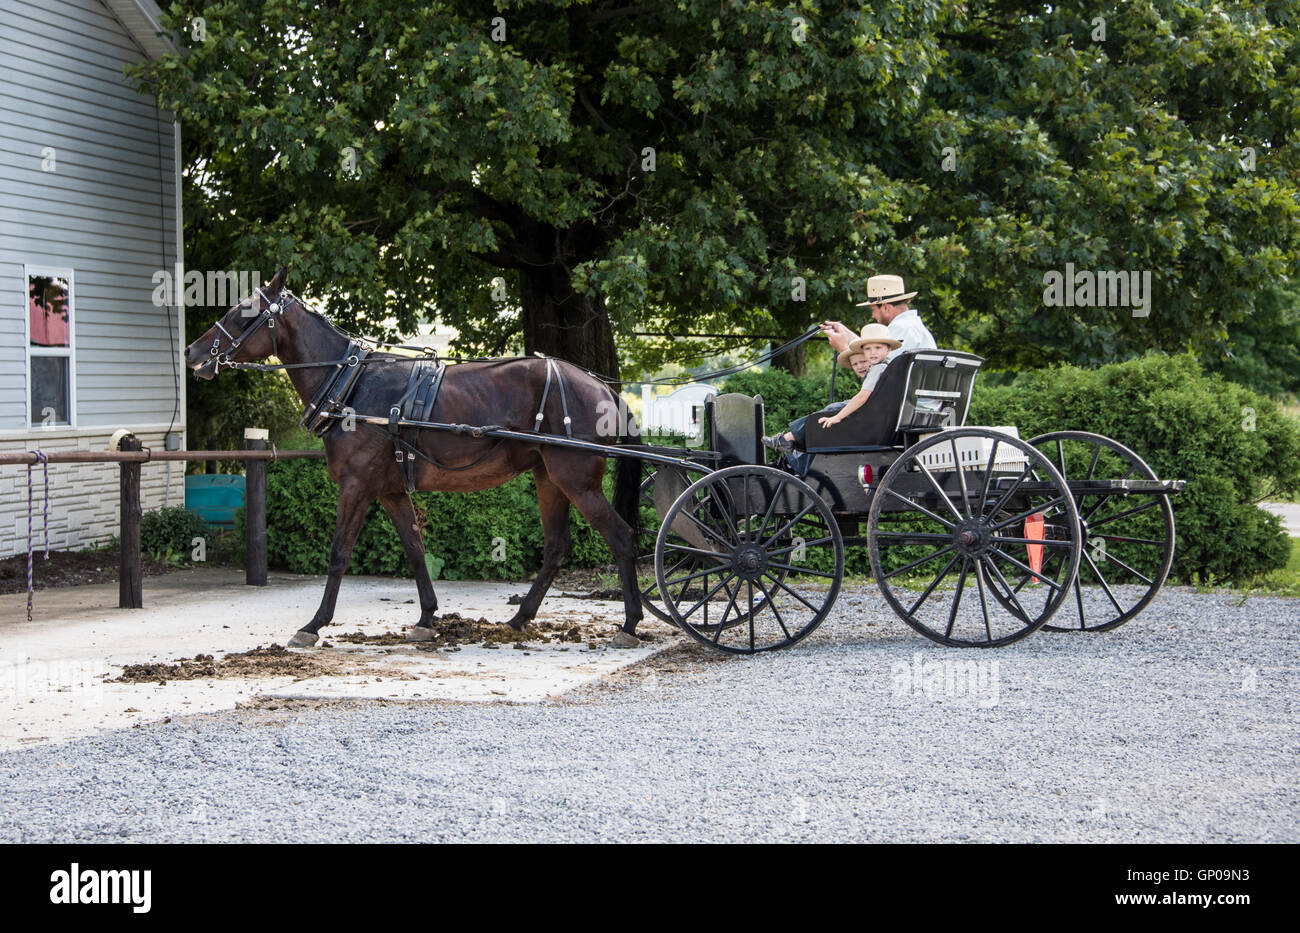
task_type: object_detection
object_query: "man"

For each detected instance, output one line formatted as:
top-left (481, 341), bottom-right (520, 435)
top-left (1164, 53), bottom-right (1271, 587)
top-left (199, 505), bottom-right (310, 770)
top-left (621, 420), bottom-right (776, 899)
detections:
top-left (821, 274), bottom-right (935, 361)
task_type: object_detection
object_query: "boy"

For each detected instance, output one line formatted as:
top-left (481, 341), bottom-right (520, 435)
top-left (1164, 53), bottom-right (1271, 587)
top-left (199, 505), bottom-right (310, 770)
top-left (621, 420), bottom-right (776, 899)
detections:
top-left (763, 323), bottom-right (902, 453)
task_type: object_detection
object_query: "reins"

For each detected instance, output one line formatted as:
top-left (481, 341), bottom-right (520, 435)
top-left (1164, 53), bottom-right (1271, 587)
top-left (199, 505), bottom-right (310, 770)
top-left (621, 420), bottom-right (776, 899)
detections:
top-left (209, 289), bottom-right (822, 386)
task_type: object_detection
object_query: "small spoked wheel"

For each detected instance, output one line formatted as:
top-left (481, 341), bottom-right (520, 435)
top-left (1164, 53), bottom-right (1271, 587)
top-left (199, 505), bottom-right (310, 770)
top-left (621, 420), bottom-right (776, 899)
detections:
top-left (1027, 432), bottom-right (1176, 632)
top-left (868, 428), bottom-right (1081, 647)
top-left (654, 465), bottom-right (844, 653)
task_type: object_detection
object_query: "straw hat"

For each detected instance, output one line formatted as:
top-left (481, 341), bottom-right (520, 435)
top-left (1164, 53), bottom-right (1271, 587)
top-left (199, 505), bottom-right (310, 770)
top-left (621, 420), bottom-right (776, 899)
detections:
top-left (855, 274), bottom-right (918, 307)
top-left (837, 322), bottom-right (902, 365)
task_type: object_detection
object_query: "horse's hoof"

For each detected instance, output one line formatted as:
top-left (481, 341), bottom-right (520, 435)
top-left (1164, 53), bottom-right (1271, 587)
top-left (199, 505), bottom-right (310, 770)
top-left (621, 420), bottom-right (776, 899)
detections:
top-left (288, 630), bottom-right (318, 648)
top-left (505, 617), bottom-right (528, 633)
top-left (405, 625), bottom-right (435, 643)
top-left (610, 631), bottom-right (640, 649)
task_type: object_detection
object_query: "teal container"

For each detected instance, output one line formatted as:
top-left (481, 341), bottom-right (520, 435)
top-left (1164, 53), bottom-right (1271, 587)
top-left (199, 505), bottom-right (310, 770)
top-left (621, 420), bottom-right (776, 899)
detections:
top-left (184, 475), bottom-right (246, 528)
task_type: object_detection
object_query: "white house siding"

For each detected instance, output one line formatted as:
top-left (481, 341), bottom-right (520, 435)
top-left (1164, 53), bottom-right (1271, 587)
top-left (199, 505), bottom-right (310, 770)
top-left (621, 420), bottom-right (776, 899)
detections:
top-left (0, 427), bottom-right (180, 560)
top-left (0, 0), bottom-right (184, 558)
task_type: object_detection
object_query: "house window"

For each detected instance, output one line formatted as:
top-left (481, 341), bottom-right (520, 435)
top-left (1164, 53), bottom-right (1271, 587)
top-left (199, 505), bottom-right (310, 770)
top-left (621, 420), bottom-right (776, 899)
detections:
top-left (27, 270), bottom-right (75, 427)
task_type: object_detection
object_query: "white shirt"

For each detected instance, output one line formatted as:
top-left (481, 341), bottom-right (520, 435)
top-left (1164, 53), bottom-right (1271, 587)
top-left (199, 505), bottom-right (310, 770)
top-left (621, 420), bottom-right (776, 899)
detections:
top-left (886, 308), bottom-right (936, 359)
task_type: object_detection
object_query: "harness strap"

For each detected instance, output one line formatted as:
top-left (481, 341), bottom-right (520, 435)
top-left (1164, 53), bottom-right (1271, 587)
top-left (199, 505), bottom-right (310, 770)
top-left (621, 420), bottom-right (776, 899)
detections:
top-left (535, 359), bottom-right (554, 432)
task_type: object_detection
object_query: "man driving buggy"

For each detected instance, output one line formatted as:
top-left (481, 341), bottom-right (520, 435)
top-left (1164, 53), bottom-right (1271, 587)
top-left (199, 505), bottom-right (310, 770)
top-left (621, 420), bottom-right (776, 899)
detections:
top-left (763, 275), bottom-right (937, 463)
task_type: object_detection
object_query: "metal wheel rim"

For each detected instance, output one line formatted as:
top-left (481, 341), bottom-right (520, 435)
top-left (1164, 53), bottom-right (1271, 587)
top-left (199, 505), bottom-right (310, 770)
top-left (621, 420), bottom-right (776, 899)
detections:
top-left (867, 428), bottom-right (1081, 647)
top-left (654, 464), bottom-right (843, 654)
top-left (1027, 431), bottom-right (1176, 632)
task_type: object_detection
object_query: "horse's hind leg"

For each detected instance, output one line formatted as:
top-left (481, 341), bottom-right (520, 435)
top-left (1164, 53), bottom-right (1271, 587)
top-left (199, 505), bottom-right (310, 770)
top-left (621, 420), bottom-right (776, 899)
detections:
top-left (376, 493), bottom-right (439, 642)
top-left (289, 481), bottom-right (372, 647)
top-left (546, 456), bottom-right (643, 648)
top-left (505, 469), bottom-right (571, 631)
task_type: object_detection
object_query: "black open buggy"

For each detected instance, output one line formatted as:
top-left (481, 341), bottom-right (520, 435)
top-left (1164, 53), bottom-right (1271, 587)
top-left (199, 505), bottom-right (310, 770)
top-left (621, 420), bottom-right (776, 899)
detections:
top-left (632, 349), bottom-right (1185, 653)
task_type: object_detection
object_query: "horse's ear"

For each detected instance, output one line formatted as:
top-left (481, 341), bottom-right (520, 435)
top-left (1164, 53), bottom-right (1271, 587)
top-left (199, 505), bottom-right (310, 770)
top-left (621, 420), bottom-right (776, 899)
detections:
top-left (269, 266), bottom-right (288, 294)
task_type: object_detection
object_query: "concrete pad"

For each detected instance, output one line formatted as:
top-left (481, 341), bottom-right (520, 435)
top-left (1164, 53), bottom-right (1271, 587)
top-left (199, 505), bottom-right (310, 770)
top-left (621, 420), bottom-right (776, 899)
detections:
top-left (0, 568), bottom-right (676, 749)
top-left (1261, 502), bottom-right (1300, 537)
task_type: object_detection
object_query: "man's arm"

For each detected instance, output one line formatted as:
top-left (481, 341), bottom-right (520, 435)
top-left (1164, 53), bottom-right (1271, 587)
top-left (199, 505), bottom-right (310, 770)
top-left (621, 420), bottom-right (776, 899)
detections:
top-left (821, 320), bottom-right (856, 353)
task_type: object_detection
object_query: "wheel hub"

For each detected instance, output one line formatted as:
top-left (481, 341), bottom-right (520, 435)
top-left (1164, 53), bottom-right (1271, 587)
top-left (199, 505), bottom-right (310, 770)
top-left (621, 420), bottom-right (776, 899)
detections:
top-left (731, 544), bottom-right (768, 580)
top-left (955, 520), bottom-right (991, 556)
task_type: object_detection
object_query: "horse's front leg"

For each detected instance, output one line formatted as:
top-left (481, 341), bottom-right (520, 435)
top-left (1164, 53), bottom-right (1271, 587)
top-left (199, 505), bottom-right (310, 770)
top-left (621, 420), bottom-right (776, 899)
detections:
top-left (374, 493), bottom-right (440, 642)
top-left (288, 481), bottom-right (373, 648)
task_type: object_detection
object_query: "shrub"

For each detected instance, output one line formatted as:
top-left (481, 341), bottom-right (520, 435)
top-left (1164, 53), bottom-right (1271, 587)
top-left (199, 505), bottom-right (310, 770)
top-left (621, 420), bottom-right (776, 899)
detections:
top-left (261, 458), bottom-right (616, 580)
top-left (140, 507), bottom-right (209, 560)
top-left (969, 353), bottom-right (1299, 582)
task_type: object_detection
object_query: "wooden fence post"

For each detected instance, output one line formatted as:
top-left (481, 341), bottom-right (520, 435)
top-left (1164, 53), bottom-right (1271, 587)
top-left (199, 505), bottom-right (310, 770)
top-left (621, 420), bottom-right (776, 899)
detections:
top-left (118, 435), bottom-right (143, 608)
top-left (244, 428), bottom-right (268, 586)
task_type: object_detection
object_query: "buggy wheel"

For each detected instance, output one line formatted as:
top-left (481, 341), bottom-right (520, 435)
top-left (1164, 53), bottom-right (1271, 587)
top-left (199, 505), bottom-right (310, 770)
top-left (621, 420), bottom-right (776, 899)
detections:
top-left (1027, 431), bottom-right (1176, 632)
top-left (654, 465), bottom-right (843, 653)
top-left (868, 428), bottom-right (1081, 647)
top-left (635, 463), bottom-right (689, 624)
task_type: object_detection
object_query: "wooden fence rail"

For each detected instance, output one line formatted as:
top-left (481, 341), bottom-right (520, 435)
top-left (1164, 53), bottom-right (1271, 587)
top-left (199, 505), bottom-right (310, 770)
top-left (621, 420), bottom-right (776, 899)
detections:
top-left (3, 431), bottom-right (325, 610)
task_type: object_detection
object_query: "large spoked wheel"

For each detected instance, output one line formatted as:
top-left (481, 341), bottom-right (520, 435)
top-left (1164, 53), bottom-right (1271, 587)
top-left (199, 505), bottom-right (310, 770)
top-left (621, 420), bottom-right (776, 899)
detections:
top-left (654, 465), bottom-right (844, 653)
top-left (868, 428), bottom-right (1081, 647)
top-left (1028, 431), bottom-right (1176, 632)
top-left (635, 463), bottom-right (690, 624)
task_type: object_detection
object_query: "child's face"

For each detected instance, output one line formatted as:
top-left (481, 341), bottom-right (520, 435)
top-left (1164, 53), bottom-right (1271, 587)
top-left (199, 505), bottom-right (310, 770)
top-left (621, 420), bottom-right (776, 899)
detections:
top-left (849, 352), bottom-right (871, 376)
top-left (860, 342), bottom-right (891, 366)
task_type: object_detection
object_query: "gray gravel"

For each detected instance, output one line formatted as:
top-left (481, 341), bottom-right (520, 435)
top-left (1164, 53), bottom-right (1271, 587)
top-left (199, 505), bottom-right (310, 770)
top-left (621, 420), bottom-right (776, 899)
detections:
top-left (1, 586), bottom-right (1296, 842)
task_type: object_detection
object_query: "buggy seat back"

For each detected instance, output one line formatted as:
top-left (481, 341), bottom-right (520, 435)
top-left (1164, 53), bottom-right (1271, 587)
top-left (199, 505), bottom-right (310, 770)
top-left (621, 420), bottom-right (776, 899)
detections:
top-left (804, 349), bottom-right (983, 451)
top-left (707, 392), bottom-right (766, 465)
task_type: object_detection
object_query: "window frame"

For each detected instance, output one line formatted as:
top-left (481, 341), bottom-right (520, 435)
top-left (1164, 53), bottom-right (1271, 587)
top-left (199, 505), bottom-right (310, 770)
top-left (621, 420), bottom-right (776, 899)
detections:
top-left (24, 264), bottom-right (77, 429)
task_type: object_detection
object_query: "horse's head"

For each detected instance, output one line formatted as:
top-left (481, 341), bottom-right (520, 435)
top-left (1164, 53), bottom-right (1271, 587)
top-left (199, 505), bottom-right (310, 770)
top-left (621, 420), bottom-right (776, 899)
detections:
top-left (185, 266), bottom-right (289, 380)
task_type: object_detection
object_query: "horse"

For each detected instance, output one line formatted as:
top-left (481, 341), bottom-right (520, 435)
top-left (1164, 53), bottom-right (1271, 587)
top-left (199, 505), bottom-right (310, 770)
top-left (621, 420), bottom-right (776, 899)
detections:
top-left (183, 268), bottom-right (645, 648)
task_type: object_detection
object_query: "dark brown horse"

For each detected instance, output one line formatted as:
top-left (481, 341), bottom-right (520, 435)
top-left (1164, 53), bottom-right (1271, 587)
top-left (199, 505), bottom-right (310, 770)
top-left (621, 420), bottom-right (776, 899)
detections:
top-left (184, 268), bottom-right (644, 647)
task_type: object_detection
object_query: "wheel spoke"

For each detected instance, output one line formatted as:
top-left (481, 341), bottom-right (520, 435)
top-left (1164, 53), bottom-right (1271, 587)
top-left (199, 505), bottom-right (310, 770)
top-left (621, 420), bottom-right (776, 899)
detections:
top-left (987, 461), bottom-right (1036, 518)
top-left (1090, 499), bottom-right (1159, 529)
top-left (989, 547), bottom-right (1065, 591)
top-left (764, 572), bottom-right (821, 614)
top-left (711, 578), bottom-right (744, 644)
top-left (907, 553), bottom-right (960, 616)
top-left (766, 535), bottom-right (833, 555)
top-left (681, 572), bottom-right (737, 620)
top-left (1082, 549), bottom-right (1126, 615)
top-left (945, 558), bottom-right (971, 638)
top-left (977, 438), bottom-right (1002, 506)
top-left (915, 458), bottom-right (965, 523)
top-left (881, 486), bottom-right (956, 530)
top-left (874, 531), bottom-right (956, 542)
top-left (1084, 443), bottom-right (1102, 481)
top-left (663, 541), bottom-right (726, 561)
top-left (973, 560), bottom-right (993, 642)
top-left (1073, 576), bottom-right (1086, 630)
top-left (766, 500), bottom-right (819, 545)
top-left (950, 437), bottom-right (972, 519)
top-left (709, 483), bottom-right (742, 542)
top-left (1097, 548), bottom-right (1154, 586)
top-left (983, 556), bottom-right (1031, 622)
top-left (994, 535), bottom-right (1076, 548)
top-left (1095, 533), bottom-right (1165, 546)
top-left (883, 543), bottom-right (957, 580)
top-left (754, 576), bottom-right (793, 640)
top-left (766, 561), bottom-right (837, 578)
top-left (677, 509), bottom-right (734, 549)
top-left (747, 580), bottom-right (756, 652)
top-left (988, 496), bottom-right (1067, 531)
top-left (664, 561), bottom-right (733, 588)
top-left (755, 477), bottom-right (788, 541)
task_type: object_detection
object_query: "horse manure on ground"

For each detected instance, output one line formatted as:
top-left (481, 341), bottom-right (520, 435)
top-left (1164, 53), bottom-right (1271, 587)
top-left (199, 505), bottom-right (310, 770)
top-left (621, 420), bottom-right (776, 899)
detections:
top-left (114, 645), bottom-right (332, 684)
top-left (336, 614), bottom-right (594, 649)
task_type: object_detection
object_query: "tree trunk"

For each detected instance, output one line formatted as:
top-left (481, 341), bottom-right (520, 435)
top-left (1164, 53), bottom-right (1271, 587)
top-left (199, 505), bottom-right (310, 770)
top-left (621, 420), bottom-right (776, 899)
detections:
top-left (770, 341), bottom-right (807, 377)
top-left (519, 262), bottom-right (620, 380)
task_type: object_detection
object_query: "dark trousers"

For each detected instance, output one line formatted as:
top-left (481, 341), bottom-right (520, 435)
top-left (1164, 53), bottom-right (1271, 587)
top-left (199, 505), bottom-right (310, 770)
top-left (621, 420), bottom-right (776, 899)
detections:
top-left (784, 402), bottom-right (845, 474)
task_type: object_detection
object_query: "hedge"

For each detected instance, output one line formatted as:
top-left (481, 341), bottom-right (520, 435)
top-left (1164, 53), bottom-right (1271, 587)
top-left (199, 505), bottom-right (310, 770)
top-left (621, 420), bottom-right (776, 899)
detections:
top-left (256, 354), bottom-right (1298, 584)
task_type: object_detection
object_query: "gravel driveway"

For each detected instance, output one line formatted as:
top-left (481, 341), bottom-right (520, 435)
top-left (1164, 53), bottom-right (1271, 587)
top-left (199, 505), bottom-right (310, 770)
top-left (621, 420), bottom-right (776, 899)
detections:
top-left (1, 586), bottom-right (1295, 842)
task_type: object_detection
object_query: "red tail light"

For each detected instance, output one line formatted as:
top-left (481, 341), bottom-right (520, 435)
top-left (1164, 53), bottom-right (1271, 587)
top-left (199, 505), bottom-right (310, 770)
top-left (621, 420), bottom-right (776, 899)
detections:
top-left (858, 464), bottom-right (873, 487)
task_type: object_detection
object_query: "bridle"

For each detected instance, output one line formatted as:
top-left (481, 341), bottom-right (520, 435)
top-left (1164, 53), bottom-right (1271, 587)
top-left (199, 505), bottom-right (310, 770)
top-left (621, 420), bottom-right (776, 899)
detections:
top-left (208, 286), bottom-right (288, 372)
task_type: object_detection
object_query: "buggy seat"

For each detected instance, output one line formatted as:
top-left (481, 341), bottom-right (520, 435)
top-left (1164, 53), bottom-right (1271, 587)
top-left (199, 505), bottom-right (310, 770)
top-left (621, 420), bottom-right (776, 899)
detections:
top-left (804, 349), bottom-right (983, 452)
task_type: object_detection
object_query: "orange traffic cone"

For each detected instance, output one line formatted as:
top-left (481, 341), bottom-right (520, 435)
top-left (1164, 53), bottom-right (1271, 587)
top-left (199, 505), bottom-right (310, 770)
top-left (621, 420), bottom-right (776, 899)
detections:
top-left (1024, 513), bottom-right (1045, 574)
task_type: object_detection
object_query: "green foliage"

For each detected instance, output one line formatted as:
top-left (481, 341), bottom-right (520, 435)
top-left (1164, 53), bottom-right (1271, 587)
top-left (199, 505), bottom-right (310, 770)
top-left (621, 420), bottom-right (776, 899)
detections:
top-left (721, 365), bottom-right (862, 436)
top-left (1206, 285), bottom-right (1300, 399)
top-left (134, 1), bottom-right (1300, 380)
top-left (140, 507), bottom-right (209, 560)
top-left (970, 353), bottom-right (1300, 581)
top-left (261, 459), bottom-right (616, 579)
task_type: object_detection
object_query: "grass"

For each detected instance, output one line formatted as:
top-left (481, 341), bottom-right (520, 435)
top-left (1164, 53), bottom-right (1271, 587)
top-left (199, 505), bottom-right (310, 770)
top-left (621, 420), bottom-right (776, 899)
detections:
top-left (1232, 537), bottom-right (1300, 597)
